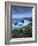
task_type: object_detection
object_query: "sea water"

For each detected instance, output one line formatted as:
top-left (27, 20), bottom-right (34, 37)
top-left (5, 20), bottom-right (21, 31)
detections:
top-left (12, 19), bottom-right (30, 30)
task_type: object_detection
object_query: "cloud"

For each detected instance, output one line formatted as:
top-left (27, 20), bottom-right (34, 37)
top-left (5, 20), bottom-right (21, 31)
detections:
top-left (12, 12), bottom-right (32, 18)
top-left (11, 6), bottom-right (32, 18)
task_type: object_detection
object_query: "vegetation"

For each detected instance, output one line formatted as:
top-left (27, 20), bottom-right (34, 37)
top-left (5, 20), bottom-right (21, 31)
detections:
top-left (12, 23), bottom-right (32, 38)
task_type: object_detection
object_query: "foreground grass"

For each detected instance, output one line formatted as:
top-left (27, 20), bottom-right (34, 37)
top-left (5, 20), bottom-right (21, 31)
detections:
top-left (12, 23), bottom-right (32, 38)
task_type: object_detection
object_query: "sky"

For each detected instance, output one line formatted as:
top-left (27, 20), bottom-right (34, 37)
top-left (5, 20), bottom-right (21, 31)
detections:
top-left (11, 6), bottom-right (32, 18)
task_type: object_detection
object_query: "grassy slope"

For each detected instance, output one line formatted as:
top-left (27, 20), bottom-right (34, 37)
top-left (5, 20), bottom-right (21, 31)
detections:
top-left (12, 23), bottom-right (32, 38)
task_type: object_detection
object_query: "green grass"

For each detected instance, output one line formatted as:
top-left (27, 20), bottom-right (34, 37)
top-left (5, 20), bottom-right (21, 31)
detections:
top-left (12, 23), bottom-right (32, 38)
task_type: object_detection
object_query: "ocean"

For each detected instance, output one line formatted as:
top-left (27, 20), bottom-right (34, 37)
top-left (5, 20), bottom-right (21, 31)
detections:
top-left (12, 18), bottom-right (32, 29)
